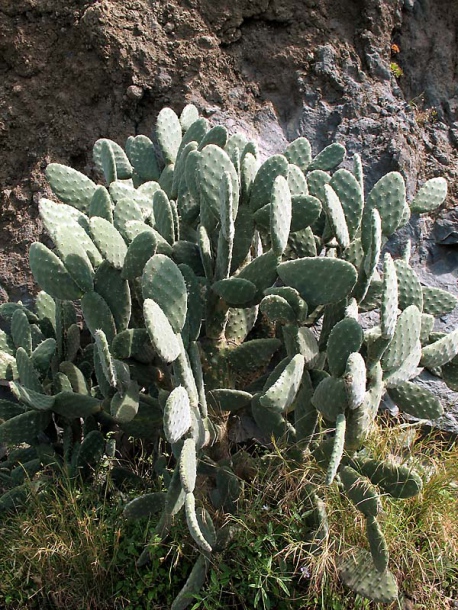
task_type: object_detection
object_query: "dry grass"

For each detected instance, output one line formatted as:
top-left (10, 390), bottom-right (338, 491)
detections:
top-left (227, 423), bottom-right (458, 609)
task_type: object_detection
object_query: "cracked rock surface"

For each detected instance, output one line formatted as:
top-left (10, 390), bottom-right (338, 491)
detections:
top-left (0, 0), bottom-right (457, 430)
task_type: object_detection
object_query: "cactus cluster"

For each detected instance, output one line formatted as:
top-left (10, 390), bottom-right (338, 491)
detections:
top-left (1, 104), bottom-right (457, 606)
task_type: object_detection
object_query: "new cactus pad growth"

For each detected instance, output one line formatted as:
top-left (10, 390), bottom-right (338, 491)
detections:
top-left (0, 104), bottom-right (457, 607)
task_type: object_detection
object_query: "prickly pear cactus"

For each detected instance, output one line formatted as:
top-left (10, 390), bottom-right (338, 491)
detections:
top-left (1, 103), bottom-right (457, 607)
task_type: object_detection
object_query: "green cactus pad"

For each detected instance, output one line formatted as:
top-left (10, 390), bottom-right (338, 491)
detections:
top-left (10, 458), bottom-right (42, 486)
top-left (225, 305), bottom-right (258, 345)
top-left (270, 175), bottom-right (292, 257)
top-left (241, 152), bottom-right (258, 204)
top-left (381, 305), bottom-right (422, 373)
top-left (327, 318), bottom-right (364, 377)
top-left (309, 143), bottom-right (345, 171)
top-left (339, 465), bottom-right (381, 517)
top-left (94, 329), bottom-right (117, 386)
top-left (142, 255), bottom-right (187, 334)
top-left (185, 492), bottom-right (212, 553)
top-left (421, 327), bottom-right (458, 368)
top-left (329, 169), bottom-right (363, 241)
top-left (288, 226), bottom-right (318, 258)
top-left (173, 336), bottom-right (199, 409)
top-left (343, 352), bottom-right (366, 410)
top-left (362, 172), bottom-right (406, 250)
top-left (144, 299), bottom-right (180, 363)
top-left (421, 286), bottom-right (458, 317)
top-left (285, 328), bottom-right (319, 368)
top-left (89, 216), bottom-right (127, 269)
top-left (178, 265), bottom-right (203, 344)
top-left (394, 259), bottom-right (423, 311)
top-left (212, 277), bottom-right (257, 306)
top-left (284, 137), bottom-right (312, 172)
top-left (171, 554), bottom-right (209, 610)
top-left (94, 138), bottom-right (132, 181)
top-left (260, 295), bottom-right (296, 325)
top-left (208, 389), bottom-right (252, 413)
top-left (10, 382), bottom-right (54, 411)
top-left (73, 430), bottom-right (105, 477)
top-left (442, 361), bottom-right (458, 391)
top-left (0, 399), bottom-right (25, 421)
top-left (158, 164), bottom-right (175, 198)
top-left (198, 225), bottom-right (214, 280)
top-left (251, 395), bottom-right (293, 442)
top-left (231, 206), bottom-right (255, 273)
top-left (152, 190), bottom-right (175, 245)
top-left (288, 195), bottom-right (322, 232)
top-left (46, 163), bottom-right (97, 213)
top-left (120, 231), bottom-right (156, 280)
top-left (353, 209), bottom-right (382, 304)
top-left (93, 262), bottom-right (131, 333)
top-left (81, 291), bottom-right (117, 345)
top-left (177, 116), bottom-right (207, 159)
top-left (249, 154), bottom-right (288, 212)
top-left (123, 492), bottom-right (166, 520)
top-left (353, 458), bottom-right (423, 499)
top-left (172, 241), bottom-right (204, 276)
top-left (15, 347), bottom-right (42, 393)
top-left (179, 103), bottom-right (200, 131)
top-left (322, 184), bottom-right (350, 248)
top-left (227, 338), bottom-right (281, 372)
top-left (325, 413), bottom-right (346, 485)
top-left (221, 135), bottom-right (242, 175)
top-left (199, 144), bottom-right (239, 219)
top-left (111, 329), bottom-right (152, 362)
top-left (264, 286), bottom-right (308, 323)
top-left (237, 250), bottom-right (279, 301)
top-left (53, 224), bottom-right (95, 293)
top-left (287, 164), bottom-right (308, 195)
top-left (0, 485), bottom-right (29, 513)
top-left (0, 352), bottom-right (18, 381)
top-left (113, 197), bottom-right (143, 239)
top-left (410, 177), bottom-right (447, 213)
top-left (260, 354), bottom-right (305, 413)
top-left (365, 516), bottom-right (389, 573)
top-left (312, 376), bottom-right (348, 421)
top-left (89, 186), bottom-right (113, 222)
top-left (163, 386), bottom-right (192, 444)
top-left (307, 170), bottom-right (331, 205)
top-left (0, 410), bottom-right (51, 445)
top-left (388, 381), bottom-right (443, 419)
top-left (278, 257), bottom-right (357, 308)
top-left (0, 329), bottom-right (15, 356)
top-left (125, 135), bottom-right (160, 182)
top-left (29, 243), bottom-right (83, 301)
top-left (156, 107), bottom-right (182, 164)
top-left (53, 392), bottom-right (101, 418)
top-left (179, 437), bottom-right (197, 494)
top-left (293, 378), bottom-right (318, 446)
top-left (339, 549), bottom-right (398, 603)
top-left (38, 199), bottom-right (102, 267)
top-left (380, 253), bottom-right (398, 340)
top-left (109, 180), bottom-right (135, 203)
top-left (110, 380), bottom-right (139, 423)
top-left (0, 303), bottom-right (38, 323)
top-left (11, 309), bottom-right (32, 356)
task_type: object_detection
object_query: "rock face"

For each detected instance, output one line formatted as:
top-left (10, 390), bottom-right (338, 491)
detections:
top-left (0, 0), bottom-right (457, 429)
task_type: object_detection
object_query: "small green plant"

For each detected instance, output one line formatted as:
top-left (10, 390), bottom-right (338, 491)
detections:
top-left (390, 62), bottom-right (403, 78)
top-left (1, 103), bottom-right (457, 607)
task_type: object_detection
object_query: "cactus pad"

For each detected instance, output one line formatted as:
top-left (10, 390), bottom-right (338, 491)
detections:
top-left (278, 257), bottom-right (357, 308)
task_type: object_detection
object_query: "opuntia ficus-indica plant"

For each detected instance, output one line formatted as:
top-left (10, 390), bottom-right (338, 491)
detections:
top-left (1, 103), bottom-right (457, 606)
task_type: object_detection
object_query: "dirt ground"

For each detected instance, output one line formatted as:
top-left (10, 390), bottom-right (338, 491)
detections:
top-left (1, 0), bottom-right (458, 302)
